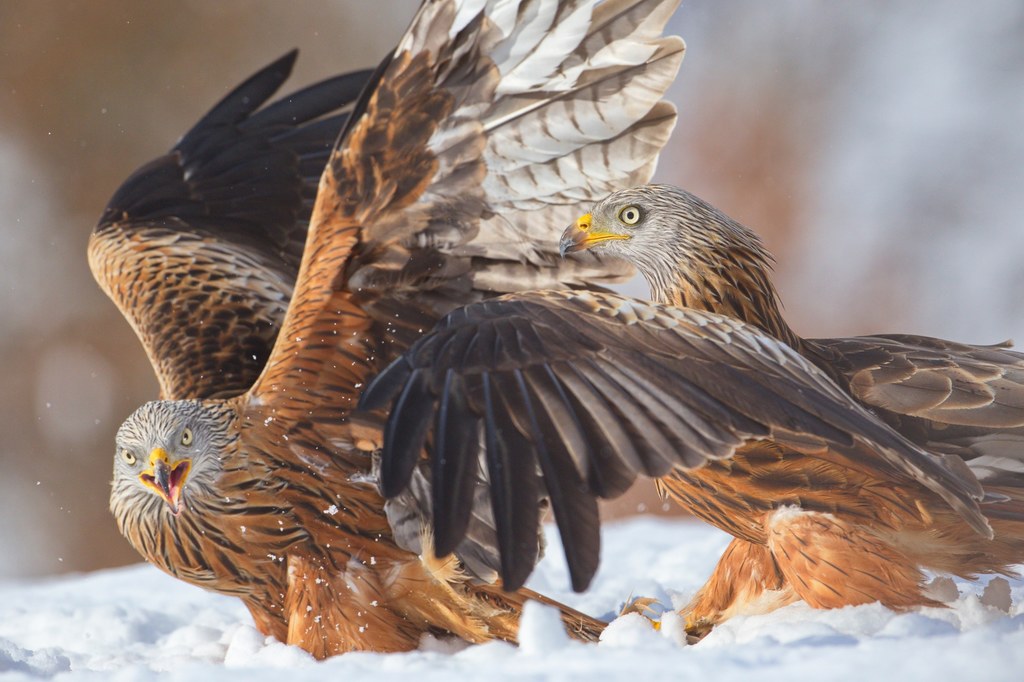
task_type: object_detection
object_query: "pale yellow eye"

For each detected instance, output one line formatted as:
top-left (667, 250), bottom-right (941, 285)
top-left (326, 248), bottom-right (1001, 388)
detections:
top-left (181, 428), bottom-right (193, 447)
top-left (618, 205), bottom-right (642, 226)
top-left (122, 449), bottom-right (136, 465)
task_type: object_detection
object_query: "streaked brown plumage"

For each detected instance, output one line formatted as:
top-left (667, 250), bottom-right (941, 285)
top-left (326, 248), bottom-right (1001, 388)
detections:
top-left (90, 52), bottom-right (370, 401)
top-left (93, 1), bottom-right (685, 658)
top-left (363, 183), bottom-right (1024, 638)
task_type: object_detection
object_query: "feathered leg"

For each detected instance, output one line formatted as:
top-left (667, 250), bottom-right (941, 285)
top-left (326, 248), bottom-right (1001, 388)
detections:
top-left (393, 533), bottom-right (607, 646)
top-left (765, 507), bottom-right (942, 611)
top-left (284, 555), bottom-right (423, 659)
top-left (681, 536), bottom-right (797, 640)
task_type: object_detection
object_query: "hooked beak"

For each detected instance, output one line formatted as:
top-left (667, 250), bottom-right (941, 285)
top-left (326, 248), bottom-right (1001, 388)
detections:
top-left (139, 447), bottom-right (191, 515)
top-left (559, 213), bottom-right (630, 257)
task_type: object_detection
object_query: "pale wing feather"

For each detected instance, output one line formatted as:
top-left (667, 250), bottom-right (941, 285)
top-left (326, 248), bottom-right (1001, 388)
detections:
top-left (351, 0), bottom-right (684, 291)
top-left (249, 1), bottom-right (684, 583)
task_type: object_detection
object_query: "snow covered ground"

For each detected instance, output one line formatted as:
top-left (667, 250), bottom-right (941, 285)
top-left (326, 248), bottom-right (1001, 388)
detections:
top-left (1, 518), bottom-right (1022, 681)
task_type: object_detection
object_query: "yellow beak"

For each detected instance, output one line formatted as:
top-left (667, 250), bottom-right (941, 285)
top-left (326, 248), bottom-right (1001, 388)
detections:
top-left (139, 447), bottom-right (191, 515)
top-left (559, 213), bottom-right (630, 256)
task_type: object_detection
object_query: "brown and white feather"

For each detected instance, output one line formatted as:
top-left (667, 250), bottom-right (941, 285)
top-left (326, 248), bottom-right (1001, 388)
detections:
top-left (100, 0), bottom-right (684, 658)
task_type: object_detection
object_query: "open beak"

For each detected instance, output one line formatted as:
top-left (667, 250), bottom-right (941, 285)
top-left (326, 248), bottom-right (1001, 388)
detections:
top-left (139, 447), bottom-right (190, 515)
top-left (559, 213), bottom-right (630, 257)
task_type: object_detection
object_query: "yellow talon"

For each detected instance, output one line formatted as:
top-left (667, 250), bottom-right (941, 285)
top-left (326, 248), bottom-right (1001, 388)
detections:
top-left (619, 595), bottom-right (664, 630)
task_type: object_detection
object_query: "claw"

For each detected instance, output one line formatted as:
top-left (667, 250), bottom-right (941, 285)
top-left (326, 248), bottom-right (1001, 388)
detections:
top-left (683, 614), bottom-right (714, 643)
top-left (619, 595), bottom-right (664, 630)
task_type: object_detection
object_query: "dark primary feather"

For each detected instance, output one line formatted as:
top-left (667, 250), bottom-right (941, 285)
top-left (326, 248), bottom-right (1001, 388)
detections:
top-left (361, 290), bottom-right (990, 590)
top-left (481, 372), bottom-right (542, 590)
top-left (382, 368), bottom-right (435, 496)
top-left (430, 370), bottom-right (481, 558)
top-left (509, 367), bottom-right (600, 592)
top-left (89, 52), bottom-right (373, 400)
top-left (102, 1), bottom-right (686, 655)
top-left (101, 51), bottom-right (372, 263)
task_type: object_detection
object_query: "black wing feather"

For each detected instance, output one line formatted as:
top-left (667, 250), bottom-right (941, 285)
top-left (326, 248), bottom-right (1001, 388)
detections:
top-left (380, 368), bottom-right (435, 498)
top-left (360, 290), bottom-right (989, 591)
top-left (514, 368), bottom-right (601, 592)
top-left (531, 363), bottom-right (640, 499)
top-left (481, 372), bottom-right (540, 590)
top-left (92, 52), bottom-right (374, 399)
top-left (431, 370), bottom-right (483, 558)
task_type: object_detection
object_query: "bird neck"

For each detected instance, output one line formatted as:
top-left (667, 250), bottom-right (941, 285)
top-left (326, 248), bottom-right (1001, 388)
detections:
top-left (647, 227), bottom-right (805, 351)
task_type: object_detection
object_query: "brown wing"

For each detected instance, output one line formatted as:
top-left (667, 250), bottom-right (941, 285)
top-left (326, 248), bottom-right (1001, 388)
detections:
top-left (818, 334), bottom-right (1024, 427)
top-left (88, 51), bottom-right (372, 399)
top-left (251, 0), bottom-right (685, 400)
top-left (252, 0), bottom-right (686, 390)
top-left (244, 0), bottom-right (685, 583)
top-left (359, 290), bottom-right (990, 591)
top-left (816, 334), bottom-right (1024, 491)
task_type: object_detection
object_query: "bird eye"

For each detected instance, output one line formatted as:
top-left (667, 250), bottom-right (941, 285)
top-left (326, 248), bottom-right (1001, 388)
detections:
top-left (122, 449), bottom-right (136, 465)
top-left (181, 428), bottom-right (193, 447)
top-left (618, 205), bottom-right (642, 226)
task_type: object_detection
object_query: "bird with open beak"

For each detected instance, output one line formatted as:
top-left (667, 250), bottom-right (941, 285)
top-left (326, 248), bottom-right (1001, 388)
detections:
top-left (137, 446), bottom-right (190, 515)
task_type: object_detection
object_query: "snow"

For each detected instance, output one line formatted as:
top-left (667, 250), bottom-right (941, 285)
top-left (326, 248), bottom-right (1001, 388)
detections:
top-left (1, 518), bottom-right (1022, 680)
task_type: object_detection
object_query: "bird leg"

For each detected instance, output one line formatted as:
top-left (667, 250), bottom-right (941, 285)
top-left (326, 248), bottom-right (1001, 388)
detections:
top-left (765, 506), bottom-right (943, 611)
top-left (618, 595), bottom-right (665, 631)
top-left (283, 554), bottom-right (423, 659)
top-left (680, 536), bottom-right (797, 641)
top-left (406, 529), bottom-right (607, 644)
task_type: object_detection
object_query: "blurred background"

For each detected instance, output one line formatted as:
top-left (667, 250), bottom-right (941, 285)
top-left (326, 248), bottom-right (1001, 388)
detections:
top-left (1, 0), bottom-right (1022, 579)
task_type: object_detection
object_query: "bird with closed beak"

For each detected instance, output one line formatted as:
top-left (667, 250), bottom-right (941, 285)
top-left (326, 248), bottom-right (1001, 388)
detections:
top-left (366, 183), bottom-right (1024, 641)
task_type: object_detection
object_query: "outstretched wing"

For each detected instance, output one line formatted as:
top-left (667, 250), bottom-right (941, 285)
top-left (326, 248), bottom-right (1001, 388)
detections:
top-left (818, 334), bottom-right (1024, 488)
top-left (89, 51), bottom-right (372, 400)
top-left (245, 0), bottom-right (684, 583)
top-left (820, 334), bottom-right (1024, 429)
top-left (252, 0), bottom-right (684, 402)
top-left (359, 291), bottom-right (989, 591)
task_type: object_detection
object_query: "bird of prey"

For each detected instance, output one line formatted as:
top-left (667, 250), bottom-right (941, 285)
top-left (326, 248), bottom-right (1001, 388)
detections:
top-left (363, 183), bottom-right (1024, 639)
top-left (90, 1), bottom-right (684, 658)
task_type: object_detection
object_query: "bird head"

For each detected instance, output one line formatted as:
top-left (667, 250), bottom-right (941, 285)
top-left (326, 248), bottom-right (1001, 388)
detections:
top-left (110, 400), bottom-right (232, 519)
top-left (559, 184), bottom-right (712, 299)
top-left (559, 184), bottom-right (776, 308)
top-left (559, 184), bottom-right (682, 264)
